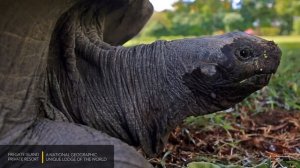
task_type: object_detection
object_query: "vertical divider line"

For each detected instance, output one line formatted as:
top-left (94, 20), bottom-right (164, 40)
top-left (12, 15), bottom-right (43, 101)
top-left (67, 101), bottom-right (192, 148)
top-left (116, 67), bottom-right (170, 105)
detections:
top-left (41, 151), bottom-right (45, 164)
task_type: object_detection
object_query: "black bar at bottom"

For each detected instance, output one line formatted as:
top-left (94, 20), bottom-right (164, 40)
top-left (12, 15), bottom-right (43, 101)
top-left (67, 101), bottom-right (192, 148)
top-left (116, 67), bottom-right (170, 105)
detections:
top-left (0, 145), bottom-right (114, 168)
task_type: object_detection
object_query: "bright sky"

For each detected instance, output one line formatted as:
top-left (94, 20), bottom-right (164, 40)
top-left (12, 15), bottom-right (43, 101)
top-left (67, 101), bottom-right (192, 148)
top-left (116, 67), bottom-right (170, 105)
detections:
top-left (149, 0), bottom-right (179, 11)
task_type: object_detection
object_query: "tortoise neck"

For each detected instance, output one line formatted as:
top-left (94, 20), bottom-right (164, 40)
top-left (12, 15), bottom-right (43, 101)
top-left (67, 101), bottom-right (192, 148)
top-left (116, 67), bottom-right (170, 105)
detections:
top-left (46, 34), bottom-right (205, 155)
top-left (76, 41), bottom-right (178, 154)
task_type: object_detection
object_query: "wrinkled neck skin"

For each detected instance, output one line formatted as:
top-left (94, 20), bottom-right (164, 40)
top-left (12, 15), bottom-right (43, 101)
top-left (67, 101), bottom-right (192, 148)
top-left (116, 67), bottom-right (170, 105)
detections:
top-left (45, 3), bottom-right (222, 156)
top-left (46, 39), bottom-right (217, 156)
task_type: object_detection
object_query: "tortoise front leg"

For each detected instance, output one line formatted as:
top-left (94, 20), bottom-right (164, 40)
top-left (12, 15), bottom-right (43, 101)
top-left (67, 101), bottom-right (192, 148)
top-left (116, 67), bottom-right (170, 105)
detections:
top-left (16, 119), bottom-right (153, 168)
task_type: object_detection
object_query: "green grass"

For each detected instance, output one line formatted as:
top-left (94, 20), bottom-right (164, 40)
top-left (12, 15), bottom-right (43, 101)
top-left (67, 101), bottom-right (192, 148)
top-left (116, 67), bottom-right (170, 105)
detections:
top-left (124, 35), bottom-right (195, 46)
top-left (262, 36), bottom-right (300, 43)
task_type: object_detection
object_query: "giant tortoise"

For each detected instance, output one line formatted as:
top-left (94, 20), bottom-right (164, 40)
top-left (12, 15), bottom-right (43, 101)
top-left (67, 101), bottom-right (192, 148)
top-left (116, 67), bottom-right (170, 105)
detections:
top-left (0, 0), bottom-right (281, 167)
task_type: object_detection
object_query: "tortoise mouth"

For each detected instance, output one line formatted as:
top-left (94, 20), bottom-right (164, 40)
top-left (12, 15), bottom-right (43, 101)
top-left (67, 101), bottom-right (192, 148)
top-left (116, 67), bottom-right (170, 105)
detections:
top-left (239, 74), bottom-right (272, 88)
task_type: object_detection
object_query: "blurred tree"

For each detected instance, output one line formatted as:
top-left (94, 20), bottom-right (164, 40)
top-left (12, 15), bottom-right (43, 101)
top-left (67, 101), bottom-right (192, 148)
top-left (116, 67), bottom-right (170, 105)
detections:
top-left (139, 0), bottom-right (299, 37)
top-left (239, 0), bottom-right (277, 28)
top-left (223, 12), bottom-right (244, 32)
top-left (140, 12), bottom-right (172, 37)
top-left (168, 0), bottom-right (232, 36)
top-left (275, 0), bottom-right (300, 16)
top-left (275, 0), bottom-right (300, 35)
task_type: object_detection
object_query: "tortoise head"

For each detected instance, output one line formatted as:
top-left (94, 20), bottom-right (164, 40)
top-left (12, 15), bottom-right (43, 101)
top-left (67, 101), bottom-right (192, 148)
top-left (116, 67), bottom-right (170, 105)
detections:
top-left (169, 32), bottom-right (281, 112)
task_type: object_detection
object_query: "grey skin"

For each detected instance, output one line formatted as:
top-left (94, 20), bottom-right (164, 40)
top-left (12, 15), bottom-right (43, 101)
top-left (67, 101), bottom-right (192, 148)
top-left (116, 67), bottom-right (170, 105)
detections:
top-left (0, 0), bottom-right (280, 167)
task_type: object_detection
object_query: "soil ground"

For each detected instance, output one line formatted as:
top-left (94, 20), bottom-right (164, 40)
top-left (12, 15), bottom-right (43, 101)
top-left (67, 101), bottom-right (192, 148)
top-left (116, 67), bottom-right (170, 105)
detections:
top-left (148, 109), bottom-right (300, 168)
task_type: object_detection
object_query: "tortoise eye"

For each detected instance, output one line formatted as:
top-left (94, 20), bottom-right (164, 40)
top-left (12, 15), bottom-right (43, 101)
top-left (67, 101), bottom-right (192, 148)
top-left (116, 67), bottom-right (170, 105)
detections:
top-left (235, 48), bottom-right (253, 60)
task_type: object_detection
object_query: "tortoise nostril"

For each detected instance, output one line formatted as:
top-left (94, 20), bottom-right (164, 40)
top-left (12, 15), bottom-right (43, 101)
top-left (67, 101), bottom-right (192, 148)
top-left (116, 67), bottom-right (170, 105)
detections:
top-left (265, 41), bottom-right (281, 60)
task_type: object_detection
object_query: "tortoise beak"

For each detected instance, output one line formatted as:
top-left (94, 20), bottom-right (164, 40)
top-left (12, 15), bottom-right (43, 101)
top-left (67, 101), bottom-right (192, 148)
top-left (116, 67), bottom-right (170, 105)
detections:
top-left (239, 74), bottom-right (272, 88)
top-left (266, 41), bottom-right (281, 74)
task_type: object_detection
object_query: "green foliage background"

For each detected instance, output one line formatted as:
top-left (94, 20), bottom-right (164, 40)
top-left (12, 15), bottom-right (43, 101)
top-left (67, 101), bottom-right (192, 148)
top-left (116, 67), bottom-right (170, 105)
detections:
top-left (140, 0), bottom-right (300, 37)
